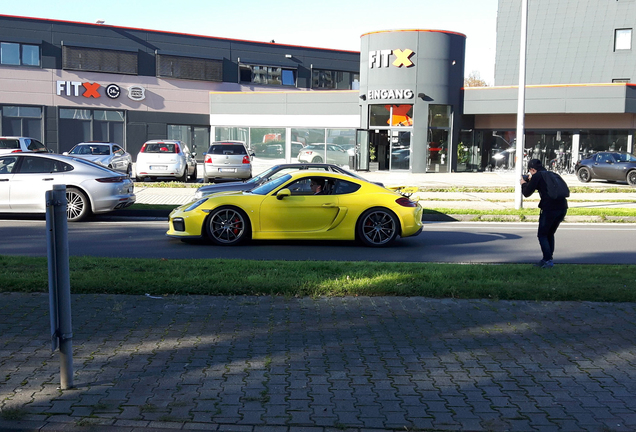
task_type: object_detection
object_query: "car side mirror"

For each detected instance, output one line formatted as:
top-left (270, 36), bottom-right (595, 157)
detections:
top-left (62, 152), bottom-right (69, 156)
top-left (276, 188), bottom-right (291, 200)
top-left (192, 152), bottom-right (197, 157)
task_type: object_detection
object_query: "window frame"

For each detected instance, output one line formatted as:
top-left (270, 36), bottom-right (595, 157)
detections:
top-left (0, 41), bottom-right (41, 67)
top-left (239, 63), bottom-right (297, 87)
top-left (615, 28), bottom-right (633, 51)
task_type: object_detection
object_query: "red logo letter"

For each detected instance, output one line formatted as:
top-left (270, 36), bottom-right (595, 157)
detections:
top-left (82, 82), bottom-right (101, 98)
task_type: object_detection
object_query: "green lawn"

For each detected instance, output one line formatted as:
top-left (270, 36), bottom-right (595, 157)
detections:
top-left (1, 256), bottom-right (634, 303)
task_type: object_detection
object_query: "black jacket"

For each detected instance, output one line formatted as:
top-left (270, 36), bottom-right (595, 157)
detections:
top-left (521, 168), bottom-right (568, 210)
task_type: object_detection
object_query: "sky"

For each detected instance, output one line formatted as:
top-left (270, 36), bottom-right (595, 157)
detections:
top-left (2, 0), bottom-right (498, 85)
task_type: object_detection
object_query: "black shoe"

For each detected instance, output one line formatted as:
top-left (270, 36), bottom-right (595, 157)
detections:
top-left (534, 259), bottom-right (554, 268)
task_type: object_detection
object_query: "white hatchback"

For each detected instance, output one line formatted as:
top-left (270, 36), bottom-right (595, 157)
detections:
top-left (135, 140), bottom-right (197, 182)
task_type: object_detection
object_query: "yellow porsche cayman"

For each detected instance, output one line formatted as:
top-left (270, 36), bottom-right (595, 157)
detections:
top-left (167, 171), bottom-right (423, 247)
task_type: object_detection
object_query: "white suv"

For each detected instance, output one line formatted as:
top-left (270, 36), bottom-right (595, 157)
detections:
top-left (0, 137), bottom-right (50, 155)
top-left (135, 140), bottom-right (197, 182)
top-left (203, 141), bottom-right (253, 183)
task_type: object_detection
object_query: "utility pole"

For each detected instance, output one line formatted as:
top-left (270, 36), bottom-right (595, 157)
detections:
top-left (515, 0), bottom-right (528, 209)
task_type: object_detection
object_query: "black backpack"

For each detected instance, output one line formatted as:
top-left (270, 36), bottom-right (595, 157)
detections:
top-left (543, 171), bottom-right (570, 200)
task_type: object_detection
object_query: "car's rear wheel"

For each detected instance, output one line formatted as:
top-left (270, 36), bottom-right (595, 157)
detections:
top-left (312, 156), bottom-right (323, 163)
top-left (356, 207), bottom-right (399, 247)
top-left (178, 169), bottom-right (187, 183)
top-left (66, 187), bottom-right (90, 222)
top-left (577, 167), bottom-right (592, 183)
top-left (627, 170), bottom-right (636, 186)
top-left (206, 206), bottom-right (251, 246)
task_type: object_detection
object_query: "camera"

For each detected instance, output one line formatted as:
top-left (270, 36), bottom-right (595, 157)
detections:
top-left (522, 175), bottom-right (529, 182)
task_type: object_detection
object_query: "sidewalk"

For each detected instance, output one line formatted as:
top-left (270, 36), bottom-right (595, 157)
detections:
top-left (2, 292), bottom-right (636, 432)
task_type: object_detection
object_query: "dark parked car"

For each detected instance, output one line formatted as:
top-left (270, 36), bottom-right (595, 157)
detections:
top-left (194, 163), bottom-right (382, 199)
top-left (575, 151), bottom-right (636, 186)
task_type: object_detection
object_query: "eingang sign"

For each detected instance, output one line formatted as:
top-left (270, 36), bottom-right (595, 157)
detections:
top-left (367, 89), bottom-right (414, 101)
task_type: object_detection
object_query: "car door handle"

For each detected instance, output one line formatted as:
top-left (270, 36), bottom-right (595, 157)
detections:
top-left (322, 203), bottom-right (336, 208)
top-left (0, 179), bottom-right (8, 182)
top-left (42, 178), bottom-right (54, 181)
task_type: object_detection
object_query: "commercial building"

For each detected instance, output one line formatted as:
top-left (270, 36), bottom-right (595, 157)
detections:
top-left (2, 1), bottom-right (635, 176)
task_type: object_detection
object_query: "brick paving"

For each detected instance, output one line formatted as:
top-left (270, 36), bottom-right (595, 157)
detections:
top-left (1, 293), bottom-right (636, 431)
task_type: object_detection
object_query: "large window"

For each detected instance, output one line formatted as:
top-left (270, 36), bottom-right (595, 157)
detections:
top-left (1, 105), bottom-right (43, 140)
top-left (58, 109), bottom-right (125, 152)
top-left (239, 64), bottom-right (296, 86)
top-left (157, 55), bottom-right (222, 82)
top-left (312, 69), bottom-right (360, 90)
top-left (1, 42), bottom-right (40, 67)
top-left (168, 124), bottom-right (210, 161)
top-left (369, 105), bottom-right (413, 127)
top-left (62, 46), bottom-right (137, 75)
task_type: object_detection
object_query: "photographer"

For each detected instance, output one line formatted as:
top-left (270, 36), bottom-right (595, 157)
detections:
top-left (520, 159), bottom-right (568, 268)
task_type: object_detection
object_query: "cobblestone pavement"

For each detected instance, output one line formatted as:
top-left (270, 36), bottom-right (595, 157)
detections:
top-left (2, 293), bottom-right (636, 431)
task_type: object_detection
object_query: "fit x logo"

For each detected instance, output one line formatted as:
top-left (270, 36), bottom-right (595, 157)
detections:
top-left (56, 81), bottom-right (102, 98)
top-left (369, 49), bottom-right (414, 68)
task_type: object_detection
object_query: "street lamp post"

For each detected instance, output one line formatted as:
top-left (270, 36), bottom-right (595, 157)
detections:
top-left (515, 0), bottom-right (528, 209)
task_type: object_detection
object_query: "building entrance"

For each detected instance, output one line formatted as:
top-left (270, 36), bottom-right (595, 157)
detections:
top-left (369, 130), bottom-right (389, 171)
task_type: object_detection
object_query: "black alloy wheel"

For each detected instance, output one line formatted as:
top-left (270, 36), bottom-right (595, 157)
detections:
top-left (577, 167), bottom-right (592, 183)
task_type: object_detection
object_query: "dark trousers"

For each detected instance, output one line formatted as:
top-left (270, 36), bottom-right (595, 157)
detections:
top-left (537, 208), bottom-right (567, 261)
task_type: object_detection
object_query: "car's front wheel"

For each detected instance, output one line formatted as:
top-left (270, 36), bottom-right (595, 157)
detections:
top-left (66, 187), bottom-right (90, 222)
top-left (577, 167), bottom-right (592, 183)
top-left (206, 206), bottom-right (251, 245)
top-left (356, 207), bottom-right (399, 247)
top-left (627, 170), bottom-right (636, 186)
top-left (189, 164), bottom-right (198, 182)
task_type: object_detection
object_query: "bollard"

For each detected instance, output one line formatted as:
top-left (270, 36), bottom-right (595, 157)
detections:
top-left (46, 184), bottom-right (74, 389)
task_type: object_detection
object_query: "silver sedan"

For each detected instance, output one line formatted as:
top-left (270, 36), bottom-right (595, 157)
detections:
top-left (0, 153), bottom-right (136, 221)
top-left (65, 142), bottom-right (133, 177)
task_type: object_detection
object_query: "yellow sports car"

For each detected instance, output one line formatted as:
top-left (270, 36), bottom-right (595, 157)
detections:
top-left (167, 171), bottom-right (423, 247)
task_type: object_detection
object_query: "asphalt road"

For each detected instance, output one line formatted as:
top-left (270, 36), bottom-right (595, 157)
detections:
top-left (1, 218), bottom-right (635, 264)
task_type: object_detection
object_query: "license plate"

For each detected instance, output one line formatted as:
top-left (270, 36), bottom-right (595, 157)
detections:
top-left (150, 165), bottom-right (167, 170)
top-left (220, 168), bottom-right (236, 173)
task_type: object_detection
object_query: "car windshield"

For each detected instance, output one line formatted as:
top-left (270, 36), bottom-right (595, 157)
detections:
top-left (209, 144), bottom-right (247, 155)
top-left (70, 145), bottom-right (110, 155)
top-left (615, 153), bottom-right (636, 163)
top-left (251, 166), bottom-right (278, 182)
top-left (249, 174), bottom-right (291, 195)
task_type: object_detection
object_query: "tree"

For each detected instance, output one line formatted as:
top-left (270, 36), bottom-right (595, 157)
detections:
top-left (464, 71), bottom-right (488, 87)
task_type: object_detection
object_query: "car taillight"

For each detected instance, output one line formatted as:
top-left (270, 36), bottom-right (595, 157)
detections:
top-left (396, 197), bottom-right (417, 207)
top-left (242, 155), bottom-right (250, 164)
top-left (175, 144), bottom-right (180, 153)
top-left (95, 176), bottom-right (125, 183)
top-left (11, 149), bottom-right (23, 153)
top-left (204, 154), bottom-right (212, 163)
top-left (140, 143), bottom-right (147, 152)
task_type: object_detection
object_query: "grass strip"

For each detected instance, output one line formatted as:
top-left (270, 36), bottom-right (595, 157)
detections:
top-left (1, 256), bottom-right (634, 302)
top-left (422, 207), bottom-right (636, 217)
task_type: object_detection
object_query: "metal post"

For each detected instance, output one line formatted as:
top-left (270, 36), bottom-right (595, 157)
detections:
top-left (46, 184), bottom-right (73, 389)
top-left (515, 0), bottom-right (529, 209)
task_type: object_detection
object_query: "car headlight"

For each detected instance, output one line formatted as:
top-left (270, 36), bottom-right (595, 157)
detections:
top-left (184, 198), bottom-right (208, 212)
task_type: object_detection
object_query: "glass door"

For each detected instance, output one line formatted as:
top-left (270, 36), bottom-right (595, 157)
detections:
top-left (356, 129), bottom-right (369, 171)
top-left (390, 129), bottom-right (411, 170)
